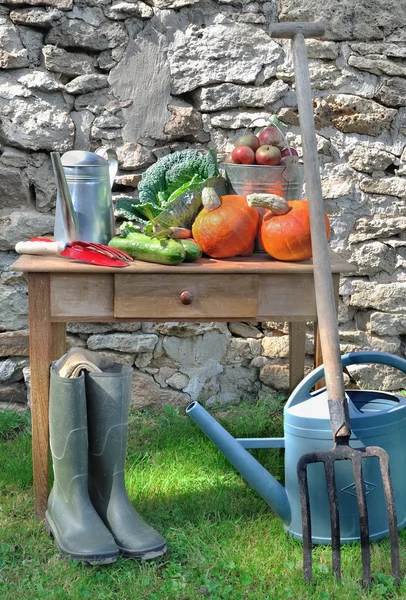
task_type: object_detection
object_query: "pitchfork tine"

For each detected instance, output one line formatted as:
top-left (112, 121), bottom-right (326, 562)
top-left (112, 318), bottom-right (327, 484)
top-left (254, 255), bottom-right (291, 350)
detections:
top-left (297, 455), bottom-right (312, 582)
top-left (352, 454), bottom-right (371, 586)
top-left (372, 448), bottom-right (401, 581)
top-left (324, 456), bottom-right (341, 580)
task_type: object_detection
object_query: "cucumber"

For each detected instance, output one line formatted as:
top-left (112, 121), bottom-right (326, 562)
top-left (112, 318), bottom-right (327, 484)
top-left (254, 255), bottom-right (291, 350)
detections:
top-left (109, 232), bottom-right (186, 266)
top-left (179, 239), bottom-right (202, 262)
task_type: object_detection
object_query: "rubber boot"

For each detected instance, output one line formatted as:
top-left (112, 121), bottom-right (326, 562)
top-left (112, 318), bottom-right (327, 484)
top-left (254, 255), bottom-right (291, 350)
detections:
top-left (45, 367), bottom-right (120, 564)
top-left (85, 364), bottom-right (167, 559)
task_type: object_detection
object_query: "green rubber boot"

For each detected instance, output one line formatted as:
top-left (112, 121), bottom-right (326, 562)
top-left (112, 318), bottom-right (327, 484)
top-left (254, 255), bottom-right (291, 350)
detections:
top-left (85, 364), bottom-right (167, 559)
top-left (45, 368), bottom-right (120, 564)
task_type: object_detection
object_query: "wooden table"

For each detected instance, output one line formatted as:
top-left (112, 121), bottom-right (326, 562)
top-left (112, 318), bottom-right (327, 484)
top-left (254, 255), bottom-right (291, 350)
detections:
top-left (12, 250), bottom-right (353, 520)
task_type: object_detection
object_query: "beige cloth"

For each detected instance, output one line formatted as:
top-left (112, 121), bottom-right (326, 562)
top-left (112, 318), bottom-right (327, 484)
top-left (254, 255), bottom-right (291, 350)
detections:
top-left (54, 347), bottom-right (114, 378)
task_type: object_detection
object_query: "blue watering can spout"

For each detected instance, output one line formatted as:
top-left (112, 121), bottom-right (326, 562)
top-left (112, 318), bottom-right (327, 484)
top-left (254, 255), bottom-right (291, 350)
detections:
top-left (187, 352), bottom-right (406, 544)
top-left (186, 401), bottom-right (291, 525)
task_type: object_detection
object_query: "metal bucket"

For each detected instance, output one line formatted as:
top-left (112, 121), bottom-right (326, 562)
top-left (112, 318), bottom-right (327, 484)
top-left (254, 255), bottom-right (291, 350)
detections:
top-left (221, 163), bottom-right (304, 200)
top-left (222, 162), bottom-right (305, 252)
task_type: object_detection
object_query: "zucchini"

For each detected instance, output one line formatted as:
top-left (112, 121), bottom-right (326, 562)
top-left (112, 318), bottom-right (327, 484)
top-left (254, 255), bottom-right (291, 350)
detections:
top-left (109, 232), bottom-right (186, 266)
top-left (179, 239), bottom-right (202, 262)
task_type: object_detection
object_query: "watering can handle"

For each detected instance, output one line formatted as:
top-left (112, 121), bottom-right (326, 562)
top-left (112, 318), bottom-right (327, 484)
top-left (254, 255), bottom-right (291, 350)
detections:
top-left (286, 351), bottom-right (406, 408)
top-left (95, 147), bottom-right (118, 189)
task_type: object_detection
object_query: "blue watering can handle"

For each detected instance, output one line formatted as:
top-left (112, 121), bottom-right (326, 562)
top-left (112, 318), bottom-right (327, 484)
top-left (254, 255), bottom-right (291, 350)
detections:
top-left (287, 351), bottom-right (406, 408)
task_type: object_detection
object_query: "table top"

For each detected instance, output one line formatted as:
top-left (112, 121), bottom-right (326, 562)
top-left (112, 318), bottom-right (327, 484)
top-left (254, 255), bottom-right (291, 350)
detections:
top-left (11, 248), bottom-right (354, 275)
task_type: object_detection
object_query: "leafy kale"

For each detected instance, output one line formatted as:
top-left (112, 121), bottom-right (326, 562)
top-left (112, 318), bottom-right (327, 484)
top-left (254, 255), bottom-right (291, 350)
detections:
top-left (116, 149), bottom-right (220, 230)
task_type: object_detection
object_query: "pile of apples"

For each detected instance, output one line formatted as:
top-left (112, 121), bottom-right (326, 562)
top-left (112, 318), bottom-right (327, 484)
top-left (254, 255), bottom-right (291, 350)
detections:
top-left (226, 125), bottom-right (299, 167)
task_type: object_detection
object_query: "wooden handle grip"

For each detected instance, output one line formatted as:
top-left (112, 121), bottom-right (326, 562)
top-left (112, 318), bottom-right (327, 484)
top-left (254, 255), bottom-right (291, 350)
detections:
top-left (15, 241), bottom-right (66, 256)
top-left (270, 22), bottom-right (325, 39)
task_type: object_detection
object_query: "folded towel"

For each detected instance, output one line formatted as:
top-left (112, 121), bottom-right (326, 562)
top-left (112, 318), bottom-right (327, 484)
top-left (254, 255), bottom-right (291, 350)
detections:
top-left (54, 347), bottom-right (114, 378)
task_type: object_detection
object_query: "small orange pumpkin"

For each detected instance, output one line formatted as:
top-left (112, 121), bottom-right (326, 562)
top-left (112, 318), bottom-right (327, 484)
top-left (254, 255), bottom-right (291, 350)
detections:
top-left (192, 189), bottom-right (259, 259)
top-left (247, 194), bottom-right (331, 262)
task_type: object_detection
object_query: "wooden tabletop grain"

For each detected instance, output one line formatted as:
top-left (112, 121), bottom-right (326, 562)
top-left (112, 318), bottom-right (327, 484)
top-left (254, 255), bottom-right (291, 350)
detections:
top-left (11, 248), bottom-right (354, 275)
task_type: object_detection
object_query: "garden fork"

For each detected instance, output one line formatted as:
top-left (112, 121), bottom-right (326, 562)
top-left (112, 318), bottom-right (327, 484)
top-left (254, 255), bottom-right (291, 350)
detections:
top-left (270, 21), bottom-right (400, 586)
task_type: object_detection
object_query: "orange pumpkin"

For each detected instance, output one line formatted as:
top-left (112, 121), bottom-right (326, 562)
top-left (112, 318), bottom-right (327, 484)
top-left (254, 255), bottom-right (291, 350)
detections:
top-left (192, 190), bottom-right (259, 259)
top-left (258, 199), bottom-right (331, 262)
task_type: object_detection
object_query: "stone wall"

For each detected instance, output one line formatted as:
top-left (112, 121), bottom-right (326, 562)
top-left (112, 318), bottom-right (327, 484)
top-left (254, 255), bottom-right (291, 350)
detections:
top-left (1, 0), bottom-right (406, 410)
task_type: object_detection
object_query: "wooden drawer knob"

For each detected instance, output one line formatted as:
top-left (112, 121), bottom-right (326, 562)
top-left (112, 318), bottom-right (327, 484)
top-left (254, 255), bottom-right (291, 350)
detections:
top-left (179, 290), bottom-right (194, 305)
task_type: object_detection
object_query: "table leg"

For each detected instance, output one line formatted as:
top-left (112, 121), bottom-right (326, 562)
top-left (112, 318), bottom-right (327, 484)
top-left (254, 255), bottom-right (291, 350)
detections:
top-left (28, 273), bottom-right (66, 521)
top-left (289, 322), bottom-right (307, 392)
top-left (314, 274), bottom-right (340, 390)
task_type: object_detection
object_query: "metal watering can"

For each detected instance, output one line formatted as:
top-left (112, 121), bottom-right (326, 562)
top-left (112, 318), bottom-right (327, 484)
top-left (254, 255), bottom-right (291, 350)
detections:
top-left (53, 148), bottom-right (118, 245)
top-left (187, 351), bottom-right (406, 544)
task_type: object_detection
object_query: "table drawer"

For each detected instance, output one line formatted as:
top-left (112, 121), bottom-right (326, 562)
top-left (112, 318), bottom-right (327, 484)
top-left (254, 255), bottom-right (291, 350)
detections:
top-left (114, 273), bottom-right (258, 319)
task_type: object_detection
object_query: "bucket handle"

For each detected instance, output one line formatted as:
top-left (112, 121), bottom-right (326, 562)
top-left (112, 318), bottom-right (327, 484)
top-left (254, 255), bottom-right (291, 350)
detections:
top-left (286, 351), bottom-right (406, 408)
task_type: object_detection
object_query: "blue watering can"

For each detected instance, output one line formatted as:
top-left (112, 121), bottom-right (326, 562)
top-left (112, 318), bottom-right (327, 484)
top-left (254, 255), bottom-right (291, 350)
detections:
top-left (187, 351), bottom-right (406, 544)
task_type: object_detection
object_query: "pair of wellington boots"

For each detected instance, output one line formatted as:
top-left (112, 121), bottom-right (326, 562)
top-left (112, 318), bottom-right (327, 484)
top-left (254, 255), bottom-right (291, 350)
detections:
top-left (45, 362), bottom-right (167, 564)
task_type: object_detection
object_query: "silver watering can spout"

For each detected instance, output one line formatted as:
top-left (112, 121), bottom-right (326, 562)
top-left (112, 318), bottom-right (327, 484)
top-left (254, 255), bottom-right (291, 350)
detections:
top-left (52, 148), bottom-right (117, 245)
top-left (50, 152), bottom-right (78, 243)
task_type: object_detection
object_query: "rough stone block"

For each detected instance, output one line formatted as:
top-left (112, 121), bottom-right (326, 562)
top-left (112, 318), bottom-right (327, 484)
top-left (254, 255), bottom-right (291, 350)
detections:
top-left (0, 165), bottom-right (31, 209)
top-left (0, 383), bottom-right (27, 410)
top-left (164, 98), bottom-right (210, 143)
top-left (0, 383), bottom-right (27, 405)
top-left (313, 94), bottom-right (397, 136)
top-left (375, 78), bottom-right (406, 108)
top-left (369, 312), bottom-right (406, 336)
top-left (87, 333), bottom-right (158, 353)
top-left (109, 25), bottom-right (171, 143)
top-left (348, 146), bottom-right (395, 174)
top-left (259, 361), bottom-right (289, 390)
top-left (279, 0), bottom-right (406, 40)
top-left (9, 7), bottom-right (62, 27)
top-left (0, 330), bottom-right (29, 357)
top-left (169, 19), bottom-right (283, 94)
top-left (18, 25), bottom-right (44, 66)
top-left (0, 281), bottom-right (28, 332)
top-left (0, 357), bottom-right (29, 383)
top-left (348, 364), bottom-right (406, 391)
top-left (5, 0), bottom-right (72, 8)
top-left (166, 371), bottom-right (189, 390)
top-left (350, 282), bottom-right (406, 313)
top-left (360, 176), bottom-right (406, 198)
top-left (65, 74), bottom-right (109, 95)
top-left (350, 241), bottom-right (397, 276)
top-left (228, 322), bottom-right (263, 339)
top-left (0, 211), bottom-right (54, 251)
top-left (45, 19), bottom-right (128, 51)
top-left (0, 72), bottom-right (74, 151)
top-left (0, 16), bottom-right (29, 69)
top-left (349, 216), bottom-right (406, 244)
top-left (117, 142), bottom-right (155, 171)
top-left (105, 1), bottom-right (153, 20)
top-left (42, 44), bottom-right (95, 76)
top-left (192, 80), bottom-right (289, 112)
top-left (131, 368), bottom-right (190, 408)
top-left (67, 321), bottom-right (141, 335)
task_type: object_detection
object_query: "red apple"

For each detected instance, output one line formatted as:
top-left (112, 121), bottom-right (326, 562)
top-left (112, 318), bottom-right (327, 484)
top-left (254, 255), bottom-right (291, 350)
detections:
top-left (255, 145), bottom-right (282, 166)
top-left (280, 147), bottom-right (299, 159)
top-left (231, 145), bottom-right (255, 164)
top-left (280, 146), bottom-right (299, 166)
top-left (234, 134), bottom-right (260, 151)
top-left (257, 126), bottom-right (285, 148)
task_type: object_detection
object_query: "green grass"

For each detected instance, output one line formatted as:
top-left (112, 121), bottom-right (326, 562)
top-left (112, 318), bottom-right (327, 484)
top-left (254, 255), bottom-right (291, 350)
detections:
top-left (1, 398), bottom-right (406, 600)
